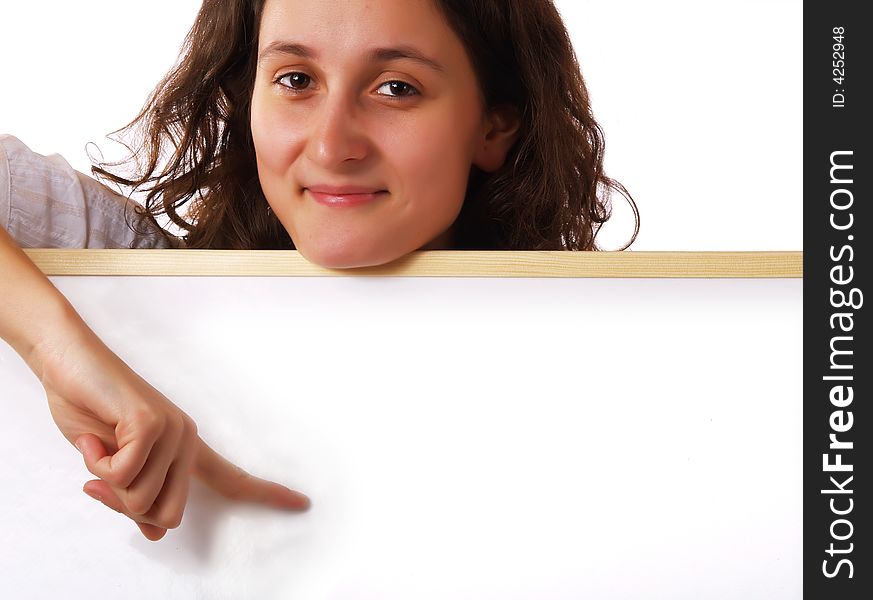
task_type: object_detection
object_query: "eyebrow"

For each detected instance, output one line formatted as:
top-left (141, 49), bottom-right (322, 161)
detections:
top-left (258, 41), bottom-right (446, 73)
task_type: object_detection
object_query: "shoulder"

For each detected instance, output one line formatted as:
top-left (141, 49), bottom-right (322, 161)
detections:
top-left (0, 135), bottom-right (184, 249)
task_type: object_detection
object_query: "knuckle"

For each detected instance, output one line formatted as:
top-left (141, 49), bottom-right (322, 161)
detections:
top-left (125, 493), bottom-right (153, 516)
top-left (101, 470), bottom-right (130, 488)
top-left (130, 408), bottom-right (166, 438)
top-left (161, 413), bottom-right (190, 447)
top-left (90, 462), bottom-right (126, 488)
top-left (149, 505), bottom-right (184, 530)
top-left (225, 486), bottom-right (244, 501)
top-left (169, 414), bottom-right (187, 438)
top-left (181, 415), bottom-right (198, 439)
top-left (94, 461), bottom-right (133, 489)
top-left (164, 511), bottom-right (184, 530)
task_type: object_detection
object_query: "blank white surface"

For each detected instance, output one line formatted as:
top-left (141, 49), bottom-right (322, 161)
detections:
top-left (0, 0), bottom-right (802, 250)
top-left (1, 276), bottom-right (801, 599)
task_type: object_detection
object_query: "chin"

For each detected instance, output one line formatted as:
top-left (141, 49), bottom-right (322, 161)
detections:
top-left (297, 239), bottom-right (408, 270)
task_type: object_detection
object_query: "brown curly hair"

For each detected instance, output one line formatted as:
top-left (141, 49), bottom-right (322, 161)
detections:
top-left (94, 0), bottom-right (639, 251)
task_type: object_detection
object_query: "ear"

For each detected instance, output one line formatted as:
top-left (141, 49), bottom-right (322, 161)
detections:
top-left (472, 105), bottom-right (521, 173)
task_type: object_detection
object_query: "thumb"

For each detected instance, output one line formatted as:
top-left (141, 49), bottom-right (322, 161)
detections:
top-left (75, 433), bottom-right (109, 464)
top-left (193, 436), bottom-right (310, 510)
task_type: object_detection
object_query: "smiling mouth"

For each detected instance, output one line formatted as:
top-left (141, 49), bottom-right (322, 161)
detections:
top-left (304, 188), bottom-right (388, 207)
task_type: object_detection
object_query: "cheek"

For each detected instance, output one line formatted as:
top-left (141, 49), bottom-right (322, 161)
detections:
top-left (382, 107), bottom-right (481, 214)
top-left (250, 92), bottom-right (302, 188)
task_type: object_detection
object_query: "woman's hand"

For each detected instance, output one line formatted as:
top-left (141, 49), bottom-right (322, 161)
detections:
top-left (38, 324), bottom-right (309, 541)
top-left (0, 227), bottom-right (305, 540)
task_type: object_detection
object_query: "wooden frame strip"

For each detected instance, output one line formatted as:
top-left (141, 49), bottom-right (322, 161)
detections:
top-left (23, 250), bottom-right (802, 278)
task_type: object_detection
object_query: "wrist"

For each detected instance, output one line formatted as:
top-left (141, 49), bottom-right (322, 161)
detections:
top-left (24, 299), bottom-right (94, 383)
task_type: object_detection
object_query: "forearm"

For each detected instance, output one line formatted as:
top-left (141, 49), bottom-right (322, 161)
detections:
top-left (0, 225), bottom-right (90, 379)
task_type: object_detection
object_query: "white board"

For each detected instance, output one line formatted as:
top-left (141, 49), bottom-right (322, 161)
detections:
top-left (0, 275), bottom-right (801, 599)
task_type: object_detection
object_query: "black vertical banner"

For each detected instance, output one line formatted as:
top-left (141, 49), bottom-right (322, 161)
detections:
top-left (804, 2), bottom-right (870, 598)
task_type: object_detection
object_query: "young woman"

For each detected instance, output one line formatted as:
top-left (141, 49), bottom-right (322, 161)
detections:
top-left (0, 0), bottom-right (637, 541)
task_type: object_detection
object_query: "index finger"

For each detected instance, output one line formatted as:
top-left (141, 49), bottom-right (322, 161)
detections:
top-left (192, 437), bottom-right (310, 510)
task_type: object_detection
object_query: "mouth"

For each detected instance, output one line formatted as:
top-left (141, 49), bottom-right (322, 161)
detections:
top-left (304, 185), bottom-right (388, 208)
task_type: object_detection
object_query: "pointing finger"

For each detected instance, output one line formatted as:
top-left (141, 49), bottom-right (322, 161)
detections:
top-left (193, 437), bottom-right (310, 510)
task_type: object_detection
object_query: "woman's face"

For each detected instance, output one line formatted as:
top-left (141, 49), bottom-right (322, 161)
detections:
top-left (251, 0), bottom-right (515, 268)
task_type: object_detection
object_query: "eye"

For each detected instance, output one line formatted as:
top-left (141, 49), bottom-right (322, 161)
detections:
top-left (275, 72), bottom-right (312, 91)
top-left (375, 80), bottom-right (419, 98)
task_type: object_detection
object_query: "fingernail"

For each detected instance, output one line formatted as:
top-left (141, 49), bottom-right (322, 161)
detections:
top-left (84, 488), bottom-right (103, 503)
top-left (294, 493), bottom-right (311, 510)
top-left (75, 439), bottom-right (83, 453)
top-left (277, 488), bottom-right (311, 511)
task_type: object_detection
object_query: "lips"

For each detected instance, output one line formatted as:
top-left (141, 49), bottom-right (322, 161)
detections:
top-left (304, 185), bottom-right (387, 207)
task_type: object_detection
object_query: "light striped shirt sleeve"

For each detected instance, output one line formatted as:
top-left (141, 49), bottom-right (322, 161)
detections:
top-left (0, 134), bottom-right (183, 249)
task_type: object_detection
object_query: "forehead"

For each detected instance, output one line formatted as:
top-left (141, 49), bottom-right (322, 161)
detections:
top-left (257, 0), bottom-right (458, 60)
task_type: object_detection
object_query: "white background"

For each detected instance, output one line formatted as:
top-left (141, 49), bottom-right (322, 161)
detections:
top-left (0, 0), bottom-right (802, 250)
top-left (0, 276), bottom-right (802, 599)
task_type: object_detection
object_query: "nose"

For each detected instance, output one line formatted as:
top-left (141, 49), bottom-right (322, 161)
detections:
top-left (305, 93), bottom-right (371, 169)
